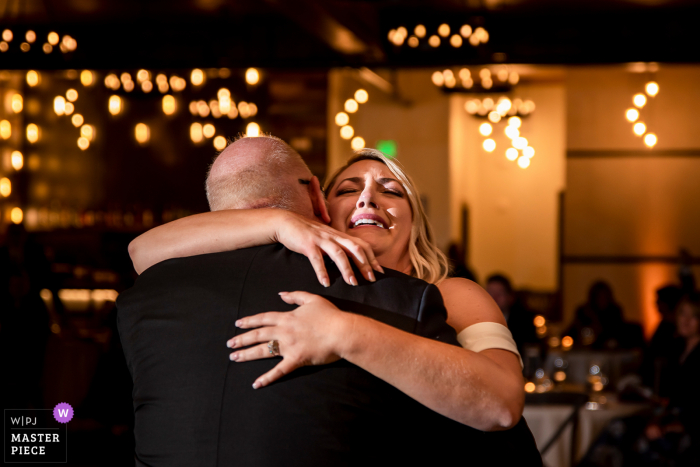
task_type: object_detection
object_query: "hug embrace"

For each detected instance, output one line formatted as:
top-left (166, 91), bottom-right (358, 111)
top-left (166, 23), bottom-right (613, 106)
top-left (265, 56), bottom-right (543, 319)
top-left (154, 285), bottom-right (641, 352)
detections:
top-left (117, 135), bottom-right (542, 466)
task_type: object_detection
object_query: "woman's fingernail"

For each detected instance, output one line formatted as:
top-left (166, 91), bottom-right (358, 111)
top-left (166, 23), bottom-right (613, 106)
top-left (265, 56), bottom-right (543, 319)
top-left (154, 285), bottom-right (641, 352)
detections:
top-left (376, 264), bottom-right (384, 273)
top-left (322, 278), bottom-right (330, 287)
top-left (368, 271), bottom-right (376, 282)
top-left (229, 353), bottom-right (238, 361)
top-left (278, 291), bottom-right (288, 295)
top-left (226, 339), bottom-right (234, 348)
top-left (252, 381), bottom-right (261, 389)
top-left (350, 276), bottom-right (358, 286)
top-left (235, 320), bottom-right (242, 327)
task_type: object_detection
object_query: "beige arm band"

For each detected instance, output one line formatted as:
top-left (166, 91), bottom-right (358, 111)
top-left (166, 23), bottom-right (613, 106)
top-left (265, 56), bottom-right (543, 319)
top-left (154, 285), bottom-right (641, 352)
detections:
top-left (456, 322), bottom-right (524, 369)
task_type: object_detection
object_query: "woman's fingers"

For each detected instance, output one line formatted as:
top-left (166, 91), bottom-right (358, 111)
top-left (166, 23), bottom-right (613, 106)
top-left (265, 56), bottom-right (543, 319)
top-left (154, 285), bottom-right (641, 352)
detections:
top-left (319, 240), bottom-right (358, 286)
top-left (252, 359), bottom-right (301, 389)
top-left (229, 342), bottom-right (279, 362)
top-left (303, 248), bottom-right (330, 287)
top-left (333, 236), bottom-right (378, 282)
top-left (278, 290), bottom-right (315, 306)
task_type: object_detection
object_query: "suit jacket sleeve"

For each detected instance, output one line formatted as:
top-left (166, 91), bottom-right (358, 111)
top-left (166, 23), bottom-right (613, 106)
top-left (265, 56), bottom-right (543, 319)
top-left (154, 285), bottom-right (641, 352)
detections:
top-left (414, 283), bottom-right (460, 346)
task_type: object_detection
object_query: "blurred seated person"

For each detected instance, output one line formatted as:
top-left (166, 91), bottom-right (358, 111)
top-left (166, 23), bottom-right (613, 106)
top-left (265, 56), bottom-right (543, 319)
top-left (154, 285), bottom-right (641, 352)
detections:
top-left (564, 280), bottom-right (644, 350)
top-left (642, 292), bottom-right (700, 465)
top-left (447, 243), bottom-right (476, 282)
top-left (641, 285), bottom-right (684, 394)
top-left (486, 274), bottom-right (538, 357)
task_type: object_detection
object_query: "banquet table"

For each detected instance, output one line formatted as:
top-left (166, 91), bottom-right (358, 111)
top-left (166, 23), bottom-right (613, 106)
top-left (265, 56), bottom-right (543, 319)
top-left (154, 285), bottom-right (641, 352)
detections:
top-left (523, 397), bottom-right (648, 467)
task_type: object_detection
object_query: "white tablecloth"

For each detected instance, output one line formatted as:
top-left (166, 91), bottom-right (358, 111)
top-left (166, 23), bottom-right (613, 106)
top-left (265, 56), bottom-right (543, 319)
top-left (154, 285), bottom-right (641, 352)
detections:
top-left (523, 401), bottom-right (647, 467)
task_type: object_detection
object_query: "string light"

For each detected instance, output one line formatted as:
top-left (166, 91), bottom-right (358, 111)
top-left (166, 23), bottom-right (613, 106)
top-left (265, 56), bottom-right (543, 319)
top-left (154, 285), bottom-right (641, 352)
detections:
top-left (340, 125), bottom-right (354, 139)
top-left (335, 112), bottom-right (349, 126)
top-left (414, 25), bottom-right (426, 38)
top-left (11, 151), bottom-right (23, 170)
top-left (354, 89), bottom-right (368, 103)
top-left (460, 25), bottom-right (472, 37)
top-left (190, 123), bottom-right (203, 143)
top-left (633, 93), bottom-right (647, 108)
top-left (626, 108), bottom-right (639, 122)
top-left (80, 70), bottom-right (93, 86)
top-left (213, 136), bottom-right (227, 151)
top-left (450, 35), bottom-right (462, 47)
top-left (506, 148), bottom-right (518, 161)
top-left (47, 32), bottom-right (59, 45)
top-left (26, 123), bottom-right (39, 143)
top-left (11, 94), bottom-right (23, 113)
top-left (135, 123), bottom-right (150, 145)
top-left (428, 35), bottom-right (440, 47)
top-left (246, 122), bottom-right (260, 137)
top-left (71, 114), bottom-right (84, 127)
top-left (0, 178), bottom-right (10, 197)
top-left (64, 102), bottom-right (74, 115)
top-left (203, 124), bottom-right (215, 138)
top-left (351, 136), bottom-right (365, 150)
top-left (77, 137), bottom-right (90, 150)
top-left (26, 70), bottom-right (40, 87)
top-left (0, 120), bottom-right (10, 139)
top-left (80, 124), bottom-right (95, 141)
top-left (191, 69), bottom-right (204, 86)
top-left (108, 95), bottom-right (122, 115)
top-left (479, 123), bottom-right (493, 136)
top-left (162, 95), bottom-right (176, 115)
top-left (10, 207), bottom-right (23, 224)
top-left (645, 81), bottom-right (659, 97)
top-left (438, 24), bottom-right (450, 37)
top-left (66, 89), bottom-right (78, 102)
top-left (513, 136), bottom-right (528, 149)
top-left (523, 146), bottom-right (535, 158)
top-left (633, 122), bottom-right (646, 136)
top-left (644, 133), bottom-right (657, 147)
top-left (482, 139), bottom-right (496, 152)
top-left (2, 29), bottom-right (13, 41)
top-left (344, 99), bottom-right (358, 113)
top-left (431, 71), bottom-right (444, 87)
top-left (245, 68), bottom-right (260, 85)
top-left (517, 156), bottom-right (531, 169)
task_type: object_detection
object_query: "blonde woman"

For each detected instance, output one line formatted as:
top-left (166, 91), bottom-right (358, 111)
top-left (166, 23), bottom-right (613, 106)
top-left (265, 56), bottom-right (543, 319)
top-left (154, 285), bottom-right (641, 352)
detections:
top-left (129, 145), bottom-right (525, 432)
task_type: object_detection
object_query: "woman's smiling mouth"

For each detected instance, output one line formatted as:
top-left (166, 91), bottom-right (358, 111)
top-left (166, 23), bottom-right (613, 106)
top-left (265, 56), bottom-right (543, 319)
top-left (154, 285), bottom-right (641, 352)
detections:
top-left (349, 213), bottom-right (387, 229)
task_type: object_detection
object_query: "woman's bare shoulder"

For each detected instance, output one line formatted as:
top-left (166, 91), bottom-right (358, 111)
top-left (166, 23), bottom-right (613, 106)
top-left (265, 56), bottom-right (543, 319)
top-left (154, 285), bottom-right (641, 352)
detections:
top-left (437, 277), bottom-right (507, 332)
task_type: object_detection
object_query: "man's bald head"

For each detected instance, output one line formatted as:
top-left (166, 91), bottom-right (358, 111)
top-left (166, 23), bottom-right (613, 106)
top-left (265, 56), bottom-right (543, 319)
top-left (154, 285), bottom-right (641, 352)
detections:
top-left (205, 136), bottom-right (315, 217)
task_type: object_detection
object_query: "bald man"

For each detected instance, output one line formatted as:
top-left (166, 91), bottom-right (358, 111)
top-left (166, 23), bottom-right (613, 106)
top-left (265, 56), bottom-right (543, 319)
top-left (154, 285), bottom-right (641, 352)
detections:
top-left (118, 136), bottom-right (541, 467)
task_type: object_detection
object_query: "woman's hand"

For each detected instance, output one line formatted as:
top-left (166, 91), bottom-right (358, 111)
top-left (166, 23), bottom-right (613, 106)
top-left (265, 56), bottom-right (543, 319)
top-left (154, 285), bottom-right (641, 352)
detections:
top-left (274, 212), bottom-right (383, 286)
top-left (226, 291), bottom-right (353, 389)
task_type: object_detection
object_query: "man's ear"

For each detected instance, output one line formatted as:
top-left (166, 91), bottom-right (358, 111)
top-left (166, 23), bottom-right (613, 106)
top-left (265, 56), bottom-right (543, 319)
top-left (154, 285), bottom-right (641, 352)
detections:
top-left (309, 176), bottom-right (331, 224)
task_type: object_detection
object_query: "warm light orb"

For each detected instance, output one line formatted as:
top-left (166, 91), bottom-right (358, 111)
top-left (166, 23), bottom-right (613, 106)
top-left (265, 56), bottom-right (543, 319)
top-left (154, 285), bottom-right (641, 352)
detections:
top-left (190, 123), bottom-right (203, 143)
top-left (48, 32), bottom-right (59, 45)
top-left (482, 138), bottom-right (496, 152)
top-left (213, 136), bottom-right (227, 151)
top-left (162, 95), bottom-right (177, 115)
top-left (10, 207), bottom-right (23, 224)
top-left (108, 95), bottom-right (122, 115)
top-left (464, 100), bottom-right (479, 114)
top-left (77, 136), bottom-right (90, 150)
top-left (414, 24), bottom-right (426, 38)
top-left (71, 114), bottom-right (84, 127)
top-left (123, 80), bottom-right (134, 92)
top-left (11, 94), bottom-right (23, 113)
top-left (524, 382), bottom-right (536, 393)
top-left (135, 123), bottom-right (150, 145)
top-left (633, 122), bottom-right (646, 136)
top-left (517, 156), bottom-right (531, 169)
top-left (488, 111), bottom-right (501, 123)
top-left (478, 122), bottom-right (493, 136)
top-left (428, 35), bottom-right (440, 47)
top-left (431, 71), bottom-right (444, 86)
top-left (407, 36), bottom-right (418, 48)
top-left (561, 336), bottom-right (574, 348)
top-left (505, 148), bottom-right (518, 161)
top-left (26, 70), bottom-right (39, 87)
top-left (625, 108), bottom-right (639, 122)
top-left (438, 24), bottom-right (450, 37)
top-left (534, 315), bottom-right (546, 327)
top-left (633, 93), bottom-right (647, 108)
top-left (64, 102), bottom-right (74, 115)
top-left (0, 120), bottom-right (10, 139)
top-left (450, 35), bottom-right (462, 47)
top-left (245, 68), bottom-right (260, 85)
top-left (190, 69), bottom-right (204, 86)
top-left (246, 122), bottom-right (260, 137)
top-left (26, 123), bottom-right (39, 143)
top-left (645, 81), bottom-right (659, 97)
top-left (66, 89), bottom-right (78, 102)
top-left (351, 136), bottom-right (365, 150)
top-left (354, 89), bottom-right (368, 104)
top-left (142, 81), bottom-right (153, 93)
top-left (11, 151), bottom-right (23, 170)
top-left (80, 124), bottom-right (94, 141)
top-left (0, 178), bottom-right (10, 197)
top-left (2, 29), bottom-right (12, 41)
top-left (335, 112), bottom-right (349, 126)
top-left (505, 126), bottom-right (520, 140)
top-left (137, 69), bottom-right (150, 83)
top-left (80, 70), bottom-right (93, 86)
top-left (523, 146), bottom-right (535, 158)
top-left (203, 124), bottom-right (216, 138)
top-left (344, 99), bottom-right (358, 113)
top-left (513, 136), bottom-right (528, 149)
top-left (460, 25), bottom-right (472, 37)
top-left (340, 125), bottom-right (354, 139)
top-left (496, 98), bottom-right (512, 115)
top-left (644, 133), bottom-right (657, 147)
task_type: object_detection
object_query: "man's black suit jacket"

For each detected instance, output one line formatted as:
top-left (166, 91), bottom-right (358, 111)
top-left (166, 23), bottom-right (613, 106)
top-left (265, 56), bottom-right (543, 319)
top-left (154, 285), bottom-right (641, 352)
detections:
top-left (117, 244), bottom-right (541, 466)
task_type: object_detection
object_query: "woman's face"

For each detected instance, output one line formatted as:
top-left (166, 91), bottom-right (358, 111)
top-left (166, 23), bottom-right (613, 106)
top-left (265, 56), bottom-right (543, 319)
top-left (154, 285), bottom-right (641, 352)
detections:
top-left (327, 159), bottom-right (413, 273)
top-left (677, 302), bottom-right (700, 339)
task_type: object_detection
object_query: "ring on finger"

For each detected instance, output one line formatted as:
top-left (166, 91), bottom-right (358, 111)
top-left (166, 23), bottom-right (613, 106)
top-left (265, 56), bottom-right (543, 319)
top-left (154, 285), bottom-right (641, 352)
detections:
top-left (268, 340), bottom-right (281, 356)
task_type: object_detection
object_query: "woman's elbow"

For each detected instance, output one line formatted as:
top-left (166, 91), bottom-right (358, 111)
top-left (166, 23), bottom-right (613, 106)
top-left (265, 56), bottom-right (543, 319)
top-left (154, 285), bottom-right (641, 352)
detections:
top-left (491, 381), bottom-right (525, 431)
top-left (128, 239), bottom-right (145, 274)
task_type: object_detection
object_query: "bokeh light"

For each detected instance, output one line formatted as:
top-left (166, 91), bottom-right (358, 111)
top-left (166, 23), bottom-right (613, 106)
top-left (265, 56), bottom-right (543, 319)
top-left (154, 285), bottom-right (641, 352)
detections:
top-left (335, 112), bottom-right (349, 126)
top-left (344, 99), bottom-right (358, 113)
top-left (645, 81), bottom-right (659, 97)
top-left (354, 89), bottom-right (368, 103)
top-left (135, 123), bottom-right (150, 145)
top-left (633, 122), bottom-right (646, 136)
top-left (213, 136), bottom-right (227, 151)
top-left (482, 139), bottom-right (496, 152)
top-left (190, 123), bottom-right (203, 143)
top-left (479, 123), bottom-right (493, 136)
top-left (191, 69), bottom-right (204, 86)
top-left (26, 123), bottom-right (39, 143)
top-left (340, 125), bottom-right (354, 139)
top-left (245, 68), bottom-right (260, 85)
top-left (625, 108), bottom-right (639, 122)
top-left (203, 124), bottom-right (216, 138)
top-left (80, 70), bottom-right (93, 86)
top-left (108, 95), bottom-right (122, 115)
top-left (644, 133), bottom-right (657, 147)
top-left (11, 151), bottom-right (23, 170)
top-left (11, 94), bottom-right (23, 113)
top-left (246, 122), bottom-right (260, 137)
top-left (351, 136), bottom-right (365, 150)
top-left (633, 93), bottom-right (647, 108)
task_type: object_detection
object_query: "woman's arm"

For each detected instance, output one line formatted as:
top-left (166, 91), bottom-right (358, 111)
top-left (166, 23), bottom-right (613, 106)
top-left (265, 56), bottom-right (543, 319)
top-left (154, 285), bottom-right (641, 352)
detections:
top-left (128, 208), bottom-right (382, 285)
top-left (228, 279), bottom-right (524, 431)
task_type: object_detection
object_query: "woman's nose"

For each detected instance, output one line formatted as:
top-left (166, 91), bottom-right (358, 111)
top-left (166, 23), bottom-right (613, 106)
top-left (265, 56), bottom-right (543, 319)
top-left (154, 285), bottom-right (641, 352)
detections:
top-left (356, 190), bottom-right (378, 209)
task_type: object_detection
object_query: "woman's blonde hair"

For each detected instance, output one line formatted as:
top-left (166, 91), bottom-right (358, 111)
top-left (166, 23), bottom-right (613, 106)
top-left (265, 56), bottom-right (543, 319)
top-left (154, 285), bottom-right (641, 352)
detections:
top-left (324, 149), bottom-right (449, 284)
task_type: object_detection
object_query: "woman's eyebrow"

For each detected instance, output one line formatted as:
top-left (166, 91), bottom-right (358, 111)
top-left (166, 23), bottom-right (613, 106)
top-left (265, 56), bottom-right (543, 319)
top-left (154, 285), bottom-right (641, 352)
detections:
top-left (378, 177), bottom-right (400, 185)
top-left (338, 177), bottom-right (362, 185)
